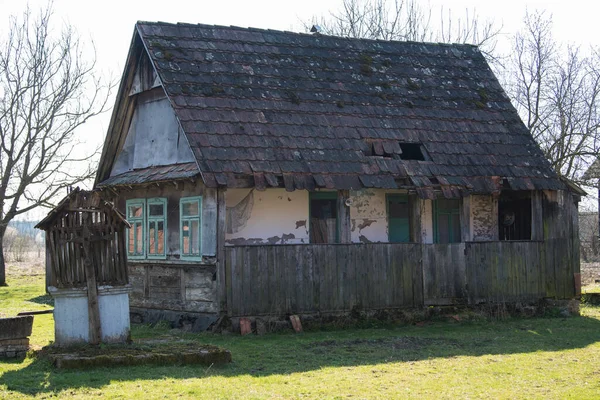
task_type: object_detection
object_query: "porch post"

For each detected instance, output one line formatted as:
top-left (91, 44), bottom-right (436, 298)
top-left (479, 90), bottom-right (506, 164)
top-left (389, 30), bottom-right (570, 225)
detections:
top-left (460, 195), bottom-right (472, 242)
top-left (491, 195), bottom-right (499, 240)
top-left (410, 194), bottom-right (422, 243)
top-left (337, 190), bottom-right (351, 243)
top-left (531, 190), bottom-right (544, 240)
top-left (216, 188), bottom-right (228, 315)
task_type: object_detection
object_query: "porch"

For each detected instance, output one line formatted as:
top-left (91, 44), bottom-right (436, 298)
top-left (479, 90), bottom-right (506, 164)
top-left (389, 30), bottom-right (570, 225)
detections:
top-left (223, 240), bottom-right (578, 317)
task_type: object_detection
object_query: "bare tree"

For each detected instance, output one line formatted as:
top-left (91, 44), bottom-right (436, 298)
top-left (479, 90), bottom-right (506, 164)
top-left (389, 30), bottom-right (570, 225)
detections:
top-left (0, 5), bottom-right (112, 285)
top-left (506, 11), bottom-right (600, 183)
top-left (307, 0), bottom-right (501, 58)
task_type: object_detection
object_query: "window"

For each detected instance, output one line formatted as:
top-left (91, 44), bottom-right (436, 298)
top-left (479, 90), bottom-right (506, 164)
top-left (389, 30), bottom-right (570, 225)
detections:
top-left (499, 191), bottom-right (531, 240)
top-left (387, 194), bottom-right (411, 242)
top-left (180, 197), bottom-right (202, 258)
top-left (127, 200), bottom-right (145, 258)
top-left (434, 199), bottom-right (461, 243)
top-left (147, 198), bottom-right (166, 258)
top-left (126, 198), bottom-right (167, 259)
top-left (310, 192), bottom-right (338, 243)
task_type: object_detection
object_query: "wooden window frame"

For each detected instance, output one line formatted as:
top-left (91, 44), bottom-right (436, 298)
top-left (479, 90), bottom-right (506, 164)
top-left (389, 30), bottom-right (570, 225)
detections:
top-left (126, 197), bottom-right (167, 260)
top-left (126, 199), bottom-right (146, 259)
top-left (433, 198), bottom-right (461, 244)
top-left (180, 196), bottom-right (203, 260)
top-left (146, 198), bottom-right (167, 260)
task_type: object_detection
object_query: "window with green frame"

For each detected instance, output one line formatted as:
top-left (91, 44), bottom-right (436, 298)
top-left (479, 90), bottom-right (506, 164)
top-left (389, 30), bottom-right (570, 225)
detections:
top-left (180, 197), bottom-right (202, 259)
top-left (387, 194), bottom-right (411, 242)
top-left (126, 199), bottom-right (145, 258)
top-left (433, 198), bottom-right (461, 243)
top-left (126, 198), bottom-right (167, 259)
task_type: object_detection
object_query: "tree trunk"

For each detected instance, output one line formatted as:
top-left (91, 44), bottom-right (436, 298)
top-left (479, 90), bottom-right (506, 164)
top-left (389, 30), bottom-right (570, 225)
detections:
top-left (0, 228), bottom-right (6, 286)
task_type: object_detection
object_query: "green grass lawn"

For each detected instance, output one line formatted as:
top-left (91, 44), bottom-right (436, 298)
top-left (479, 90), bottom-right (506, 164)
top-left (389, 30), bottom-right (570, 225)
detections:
top-left (2, 269), bottom-right (600, 399)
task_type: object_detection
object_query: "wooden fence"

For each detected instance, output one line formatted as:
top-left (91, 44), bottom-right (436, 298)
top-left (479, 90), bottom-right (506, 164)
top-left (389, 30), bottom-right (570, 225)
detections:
top-left (224, 240), bottom-right (577, 317)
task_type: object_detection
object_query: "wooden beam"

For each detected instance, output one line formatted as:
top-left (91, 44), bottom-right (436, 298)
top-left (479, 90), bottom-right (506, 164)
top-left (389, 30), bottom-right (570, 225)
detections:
top-left (410, 194), bottom-right (422, 243)
top-left (491, 195), bottom-right (499, 240)
top-left (460, 196), bottom-right (472, 242)
top-left (337, 190), bottom-right (351, 243)
top-left (531, 190), bottom-right (544, 240)
top-left (216, 188), bottom-right (227, 314)
top-left (82, 240), bottom-right (102, 345)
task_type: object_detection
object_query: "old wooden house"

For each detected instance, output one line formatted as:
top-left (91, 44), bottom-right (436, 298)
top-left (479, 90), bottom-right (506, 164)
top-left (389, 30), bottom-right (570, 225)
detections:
top-left (94, 22), bottom-right (583, 326)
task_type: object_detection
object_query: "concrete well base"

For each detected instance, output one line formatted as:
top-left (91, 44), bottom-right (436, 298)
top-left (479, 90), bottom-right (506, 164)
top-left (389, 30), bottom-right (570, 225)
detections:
top-left (48, 285), bottom-right (132, 345)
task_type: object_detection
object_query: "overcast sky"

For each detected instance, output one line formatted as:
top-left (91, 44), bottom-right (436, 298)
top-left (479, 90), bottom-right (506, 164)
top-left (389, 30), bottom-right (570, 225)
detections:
top-left (1, 0), bottom-right (598, 218)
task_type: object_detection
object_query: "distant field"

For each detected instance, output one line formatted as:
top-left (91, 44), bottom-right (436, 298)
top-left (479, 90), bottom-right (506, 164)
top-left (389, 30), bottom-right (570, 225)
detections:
top-left (1, 262), bottom-right (600, 399)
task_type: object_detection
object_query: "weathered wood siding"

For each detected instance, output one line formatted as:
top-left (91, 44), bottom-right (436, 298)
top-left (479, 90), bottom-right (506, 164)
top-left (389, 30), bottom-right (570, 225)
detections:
top-left (225, 244), bottom-right (423, 316)
top-left (225, 240), bottom-right (577, 317)
top-left (128, 263), bottom-right (217, 313)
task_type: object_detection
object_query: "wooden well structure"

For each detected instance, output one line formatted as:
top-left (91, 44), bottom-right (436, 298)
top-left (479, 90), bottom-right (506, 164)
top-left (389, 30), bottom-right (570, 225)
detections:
top-left (36, 189), bottom-right (131, 344)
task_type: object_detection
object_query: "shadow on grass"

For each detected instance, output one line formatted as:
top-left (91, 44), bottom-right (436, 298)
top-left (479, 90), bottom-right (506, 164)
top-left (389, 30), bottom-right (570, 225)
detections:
top-left (26, 294), bottom-right (54, 307)
top-left (3, 313), bottom-right (600, 396)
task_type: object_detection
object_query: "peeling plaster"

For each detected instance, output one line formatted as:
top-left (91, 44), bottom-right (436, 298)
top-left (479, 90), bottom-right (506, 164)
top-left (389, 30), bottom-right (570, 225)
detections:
top-left (359, 235), bottom-right (373, 243)
top-left (295, 220), bottom-right (307, 229)
top-left (267, 236), bottom-right (281, 244)
top-left (471, 195), bottom-right (495, 241)
top-left (226, 238), bottom-right (265, 246)
top-left (358, 218), bottom-right (377, 231)
top-left (226, 188), bottom-right (309, 244)
top-left (282, 233), bottom-right (295, 243)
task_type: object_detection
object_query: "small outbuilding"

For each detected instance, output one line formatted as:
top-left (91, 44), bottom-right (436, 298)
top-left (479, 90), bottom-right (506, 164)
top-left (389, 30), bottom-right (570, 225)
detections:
top-left (36, 189), bottom-right (132, 344)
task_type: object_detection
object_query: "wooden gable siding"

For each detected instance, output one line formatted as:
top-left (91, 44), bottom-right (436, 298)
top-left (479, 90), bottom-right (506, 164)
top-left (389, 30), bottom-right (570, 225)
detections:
top-left (110, 89), bottom-right (195, 177)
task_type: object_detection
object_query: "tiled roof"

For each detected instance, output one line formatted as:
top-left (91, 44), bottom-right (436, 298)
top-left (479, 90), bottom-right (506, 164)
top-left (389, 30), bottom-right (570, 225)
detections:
top-left (133, 21), bottom-right (563, 195)
top-left (98, 163), bottom-right (200, 187)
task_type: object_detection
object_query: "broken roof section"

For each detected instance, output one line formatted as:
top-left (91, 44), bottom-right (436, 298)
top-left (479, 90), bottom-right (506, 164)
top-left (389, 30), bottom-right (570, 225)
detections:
top-left (97, 21), bottom-right (564, 196)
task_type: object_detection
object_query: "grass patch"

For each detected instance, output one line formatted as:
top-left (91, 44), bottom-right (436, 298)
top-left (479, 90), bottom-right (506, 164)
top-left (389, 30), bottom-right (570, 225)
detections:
top-left (2, 267), bottom-right (600, 398)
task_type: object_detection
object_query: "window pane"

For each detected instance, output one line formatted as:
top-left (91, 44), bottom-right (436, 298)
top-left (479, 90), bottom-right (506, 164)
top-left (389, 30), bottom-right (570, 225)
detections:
top-left (129, 205), bottom-right (143, 218)
top-left (182, 221), bottom-right (190, 254)
top-left (135, 223), bottom-right (143, 253)
top-left (157, 221), bottom-right (164, 254)
top-left (389, 198), bottom-right (409, 219)
top-left (148, 221), bottom-right (156, 254)
top-left (438, 214), bottom-right (450, 244)
top-left (182, 201), bottom-right (199, 217)
top-left (149, 203), bottom-right (164, 217)
top-left (128, 228), bottom-right (135, 253)
top-left (451, 213), bottom-right (461, 243)
top-left (191, 220), bottom-right (200, 254)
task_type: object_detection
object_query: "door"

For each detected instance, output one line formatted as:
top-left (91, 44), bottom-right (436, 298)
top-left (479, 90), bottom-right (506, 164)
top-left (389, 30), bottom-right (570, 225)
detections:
top-left (387, 194), bottom-right (410, 242)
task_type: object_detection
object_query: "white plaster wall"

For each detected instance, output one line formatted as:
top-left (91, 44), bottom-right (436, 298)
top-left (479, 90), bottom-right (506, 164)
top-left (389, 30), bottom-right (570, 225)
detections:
top-left (349, 189), bottom-right (388, 243)
top-left (97, 287), bottom-right (131, 343)
top-left (50, 286), bottom-right (131, 345)
top-left (471, 195), bottom-right (496, 241)
top-left (225, 189), bottom-right (309, 245)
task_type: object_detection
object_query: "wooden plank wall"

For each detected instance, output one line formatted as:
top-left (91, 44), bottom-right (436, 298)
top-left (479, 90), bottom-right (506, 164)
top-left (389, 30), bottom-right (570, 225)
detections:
top-left (422, 243), bottom-right (466, 305)
top-left (225, 240), bottom-right (577, 317)
top-left (225, 243), bottom-right (422, 316)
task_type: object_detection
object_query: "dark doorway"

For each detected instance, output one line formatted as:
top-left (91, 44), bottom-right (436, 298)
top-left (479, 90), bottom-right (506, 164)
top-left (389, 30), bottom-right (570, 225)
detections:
top-left (387, 194), bottom-right (411, 242)
top-left (498, 191), bottom-right (532, 240)
top-left (310, 192), bottom-right (338, 243)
